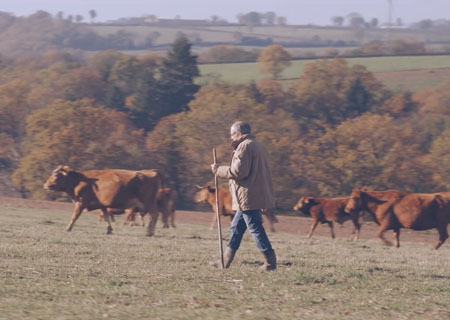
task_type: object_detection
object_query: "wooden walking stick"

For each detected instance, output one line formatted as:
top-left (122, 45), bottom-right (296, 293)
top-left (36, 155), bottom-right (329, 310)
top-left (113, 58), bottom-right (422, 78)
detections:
top-left (213, 148), bottom-right (225, 269)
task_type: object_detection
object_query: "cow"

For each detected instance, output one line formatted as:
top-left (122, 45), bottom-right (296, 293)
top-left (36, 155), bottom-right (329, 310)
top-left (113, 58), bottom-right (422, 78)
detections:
top-left (43, 166), bottom-right (161, 236)
top-left (125, 187), bottom-right (176, 228)
top-left (344, 189), bottom-right (450, 249)
top-left (194, 185), bottom-right (278, 232)
top-left (293, 196), bottom-right (361, 240)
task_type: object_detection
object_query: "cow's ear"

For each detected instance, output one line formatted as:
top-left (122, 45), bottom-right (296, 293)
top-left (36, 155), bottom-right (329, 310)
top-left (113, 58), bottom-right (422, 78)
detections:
top-left (207, 186), bottom-right (216, 193)
top-left (62, 165), bottom-right (71, 172)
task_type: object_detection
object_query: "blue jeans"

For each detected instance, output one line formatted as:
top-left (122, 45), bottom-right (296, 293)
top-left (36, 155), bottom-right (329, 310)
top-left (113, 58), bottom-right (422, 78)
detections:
top-left (228, 209), bottom-right (273, 253)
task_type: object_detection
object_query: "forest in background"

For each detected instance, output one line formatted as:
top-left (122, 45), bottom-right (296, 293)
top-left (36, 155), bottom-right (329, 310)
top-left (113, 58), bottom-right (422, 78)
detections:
top-left (1, 10), bottom-right (450, 59)
top-left (0, 33), bottom-right (449, 211)
top-left (1, 10), bottom-right (450, 211)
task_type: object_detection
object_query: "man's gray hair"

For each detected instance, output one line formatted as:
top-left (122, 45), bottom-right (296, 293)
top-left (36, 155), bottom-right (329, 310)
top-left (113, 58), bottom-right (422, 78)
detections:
top-left (231, 121), bottom-right (251, 134)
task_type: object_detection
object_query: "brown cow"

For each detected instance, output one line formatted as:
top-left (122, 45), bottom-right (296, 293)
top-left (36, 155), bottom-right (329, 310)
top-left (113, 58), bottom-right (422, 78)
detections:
top-left (293, 196), bottom-right (361, 240)
top-left (43, 166), bottom-right (161, 236)
top-left (125, 187), bottom-right (176, 228)
top-left (194, 185), bottom-right (278, 232)
top-left (344, 189), bottom-right (450, 249)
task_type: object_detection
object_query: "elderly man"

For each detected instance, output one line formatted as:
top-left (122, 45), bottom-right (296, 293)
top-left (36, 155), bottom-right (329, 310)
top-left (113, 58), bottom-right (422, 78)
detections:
top-left (210, 121), bottom-right (276, 271)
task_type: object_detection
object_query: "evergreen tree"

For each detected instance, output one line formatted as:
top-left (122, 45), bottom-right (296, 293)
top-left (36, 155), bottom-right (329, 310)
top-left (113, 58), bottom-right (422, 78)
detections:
top-left (105, 85), bottom-right (125, 112)
top-left (159, 35), bottom-right (200, 115)
top-left (129, 69), bottom-right (162, 130)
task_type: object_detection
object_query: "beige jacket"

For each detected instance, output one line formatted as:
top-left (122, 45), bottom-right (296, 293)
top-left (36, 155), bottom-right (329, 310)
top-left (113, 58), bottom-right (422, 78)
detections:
top-left (217, 134), bottom-right (275, 211)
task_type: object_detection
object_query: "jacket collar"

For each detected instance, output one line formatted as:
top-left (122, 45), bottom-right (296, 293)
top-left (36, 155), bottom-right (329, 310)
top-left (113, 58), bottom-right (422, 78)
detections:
top-left (231, 133), bottom-right (254, 150)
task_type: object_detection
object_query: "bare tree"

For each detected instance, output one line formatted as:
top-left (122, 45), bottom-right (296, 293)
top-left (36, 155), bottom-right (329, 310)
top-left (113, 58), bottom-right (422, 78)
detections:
top-left (332, 16), bottom-right (344, 27)
top-left (263, 12), bottom-right (276, 25)
top-left (89, 10), bottom-right (97, 24)
top-left (75, 14), bottom-right (83, 24)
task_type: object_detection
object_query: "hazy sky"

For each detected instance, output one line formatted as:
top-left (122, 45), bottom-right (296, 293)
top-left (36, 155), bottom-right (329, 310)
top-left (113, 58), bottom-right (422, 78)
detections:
top-left (2, 0), bottom-right (450, 25)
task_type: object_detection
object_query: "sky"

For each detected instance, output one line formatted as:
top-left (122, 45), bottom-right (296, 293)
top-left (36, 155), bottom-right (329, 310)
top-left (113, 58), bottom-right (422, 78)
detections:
top-left (2, 0), bottom-right (450, 25)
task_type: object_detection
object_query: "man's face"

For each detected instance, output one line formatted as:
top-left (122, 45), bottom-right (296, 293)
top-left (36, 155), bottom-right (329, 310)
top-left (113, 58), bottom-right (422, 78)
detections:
top-left (230, 128), bottom-right (240, 141)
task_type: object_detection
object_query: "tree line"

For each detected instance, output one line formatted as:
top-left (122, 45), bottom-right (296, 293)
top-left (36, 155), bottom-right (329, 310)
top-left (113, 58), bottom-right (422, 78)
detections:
top-left (1, 37), bottom-right (449, 211)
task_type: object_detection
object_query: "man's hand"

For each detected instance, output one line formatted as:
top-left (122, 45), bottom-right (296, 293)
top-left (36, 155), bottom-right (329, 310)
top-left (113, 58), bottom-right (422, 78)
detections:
top-left (211, 164), bottom-right (219, 174)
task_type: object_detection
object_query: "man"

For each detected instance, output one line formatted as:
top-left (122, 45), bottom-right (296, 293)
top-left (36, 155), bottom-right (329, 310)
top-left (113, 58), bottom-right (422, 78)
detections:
top-left (210, 121), bottom-right (276, 271)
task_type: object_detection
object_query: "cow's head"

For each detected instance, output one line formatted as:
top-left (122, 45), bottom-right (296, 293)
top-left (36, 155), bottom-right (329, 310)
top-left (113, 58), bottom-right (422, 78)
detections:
top-left (43, 165), bottom-right (72, 191)
top-left (194, 185), bottom-right (215, 203)
top-left (293, 197), bottom-right (316, 215)
top-left (344, 190), bottom-right (363, 213)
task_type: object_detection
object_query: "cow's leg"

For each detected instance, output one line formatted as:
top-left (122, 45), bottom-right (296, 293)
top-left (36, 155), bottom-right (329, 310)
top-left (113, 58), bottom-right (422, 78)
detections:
top-left (145, 200), bottom-right (159, 237)
top-left (66, 202), bottom-right (84, 232)
top-left (352, 217), bottom-right (361, 241)
top-left (328, 222), bottom-right (335, 239)
top-left (170, 210), bottom-right (176, 228)
top-left (209, 205), bottom-right (218, 229)
top-left (146, 211), bottom-right (158, 237)
top-left (262, 210), bottom-right (276, 233)
top-left (161, 203), bottom-right (170, 228)
top-left (393, 228), bottom-right (400, 248)
top-left (268, 218), bottom-right (275, 233)
top-left (434, 226), bottom-right (448, 250)
top-left (123, 209), bottom-right (137, 226)
top-left (139, 212), bottom-right (146, 227)
top-left (376, 222), bottom-right (392, 246)
top-left (308, 219), bottom-right (319, 238)
top-left (101, 208), bottom-right (113, 234)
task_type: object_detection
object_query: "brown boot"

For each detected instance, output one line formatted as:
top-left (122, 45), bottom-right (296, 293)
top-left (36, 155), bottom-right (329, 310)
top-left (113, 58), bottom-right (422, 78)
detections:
top-left (259, 249), bottom-right (276, 271)
top-left (209, 247), bottom-right (235, 269)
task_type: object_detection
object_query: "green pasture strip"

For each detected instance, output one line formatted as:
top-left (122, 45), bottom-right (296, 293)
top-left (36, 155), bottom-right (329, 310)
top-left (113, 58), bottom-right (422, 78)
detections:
top-left (1, 205), bottom-right (449, 319)
top-left (198, 55), bottom-right (450, 89)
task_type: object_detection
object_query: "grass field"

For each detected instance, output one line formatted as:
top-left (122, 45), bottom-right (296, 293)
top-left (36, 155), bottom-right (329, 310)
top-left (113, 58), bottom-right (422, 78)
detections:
top-left (1, 204), bottom-right (450, 320)
top-left (198, 55), bottom-right (450, 92)
top-left (89, 24), bottom-right (450, 48)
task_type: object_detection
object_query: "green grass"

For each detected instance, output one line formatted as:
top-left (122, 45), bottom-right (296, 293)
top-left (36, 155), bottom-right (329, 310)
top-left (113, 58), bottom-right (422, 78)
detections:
top-left (198, 55), bottom-right (450, 91)
top-left (1, 205), bottom-right (450, 319)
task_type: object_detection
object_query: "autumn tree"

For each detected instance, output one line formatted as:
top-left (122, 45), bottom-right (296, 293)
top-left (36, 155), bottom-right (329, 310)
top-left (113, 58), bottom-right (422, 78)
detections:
top-left (12, 99), bottom-right (144, 198)
top-left (289, 58), bottom-right (386, 127)
top-left (173, 83), bottom-right (300, 209)
top-left (427, 129), bottom-right (450, 190)
top-left (256, 78), bottom-right (286, 113)
top-left (292, 114), bottom-right (431, 196)
top-left (258, 44), bottom-right (291, 79)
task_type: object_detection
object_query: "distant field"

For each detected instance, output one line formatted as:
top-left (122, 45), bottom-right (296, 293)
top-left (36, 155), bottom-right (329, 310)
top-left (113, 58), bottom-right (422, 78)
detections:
top-left (1, 201), bottom-right (450, 319)
top-left (89, 24), bottom-right (450, 47)
top-left (198, 55), bottom-right (450, 91)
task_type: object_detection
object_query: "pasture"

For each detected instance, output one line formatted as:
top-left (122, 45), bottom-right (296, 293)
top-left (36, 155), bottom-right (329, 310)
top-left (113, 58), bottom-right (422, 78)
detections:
top-left (89, 24), bottom-right (450, 48)
top-left (1, 199), bottom-right (450, 319)
top-left (198, 55), bottom-right (450, 92)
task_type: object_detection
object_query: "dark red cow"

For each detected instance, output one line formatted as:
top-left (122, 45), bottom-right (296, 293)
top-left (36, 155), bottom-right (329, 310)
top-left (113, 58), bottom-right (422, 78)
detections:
top-left (293, 196), bottom-right (361, 240)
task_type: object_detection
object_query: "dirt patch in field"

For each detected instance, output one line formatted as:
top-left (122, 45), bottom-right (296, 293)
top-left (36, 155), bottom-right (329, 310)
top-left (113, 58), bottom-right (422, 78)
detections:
top-left (0, 196), bottom-right (440, 246)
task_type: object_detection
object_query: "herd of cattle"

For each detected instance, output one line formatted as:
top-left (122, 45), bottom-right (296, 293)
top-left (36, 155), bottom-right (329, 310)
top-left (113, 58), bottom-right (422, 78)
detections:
top-left (43, 166), bottom-right (450, 250)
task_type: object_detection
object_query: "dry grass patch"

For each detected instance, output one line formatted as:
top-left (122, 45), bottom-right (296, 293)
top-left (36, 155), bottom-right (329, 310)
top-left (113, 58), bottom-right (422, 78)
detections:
top-left (1, 205), bottom-right (450, 319)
